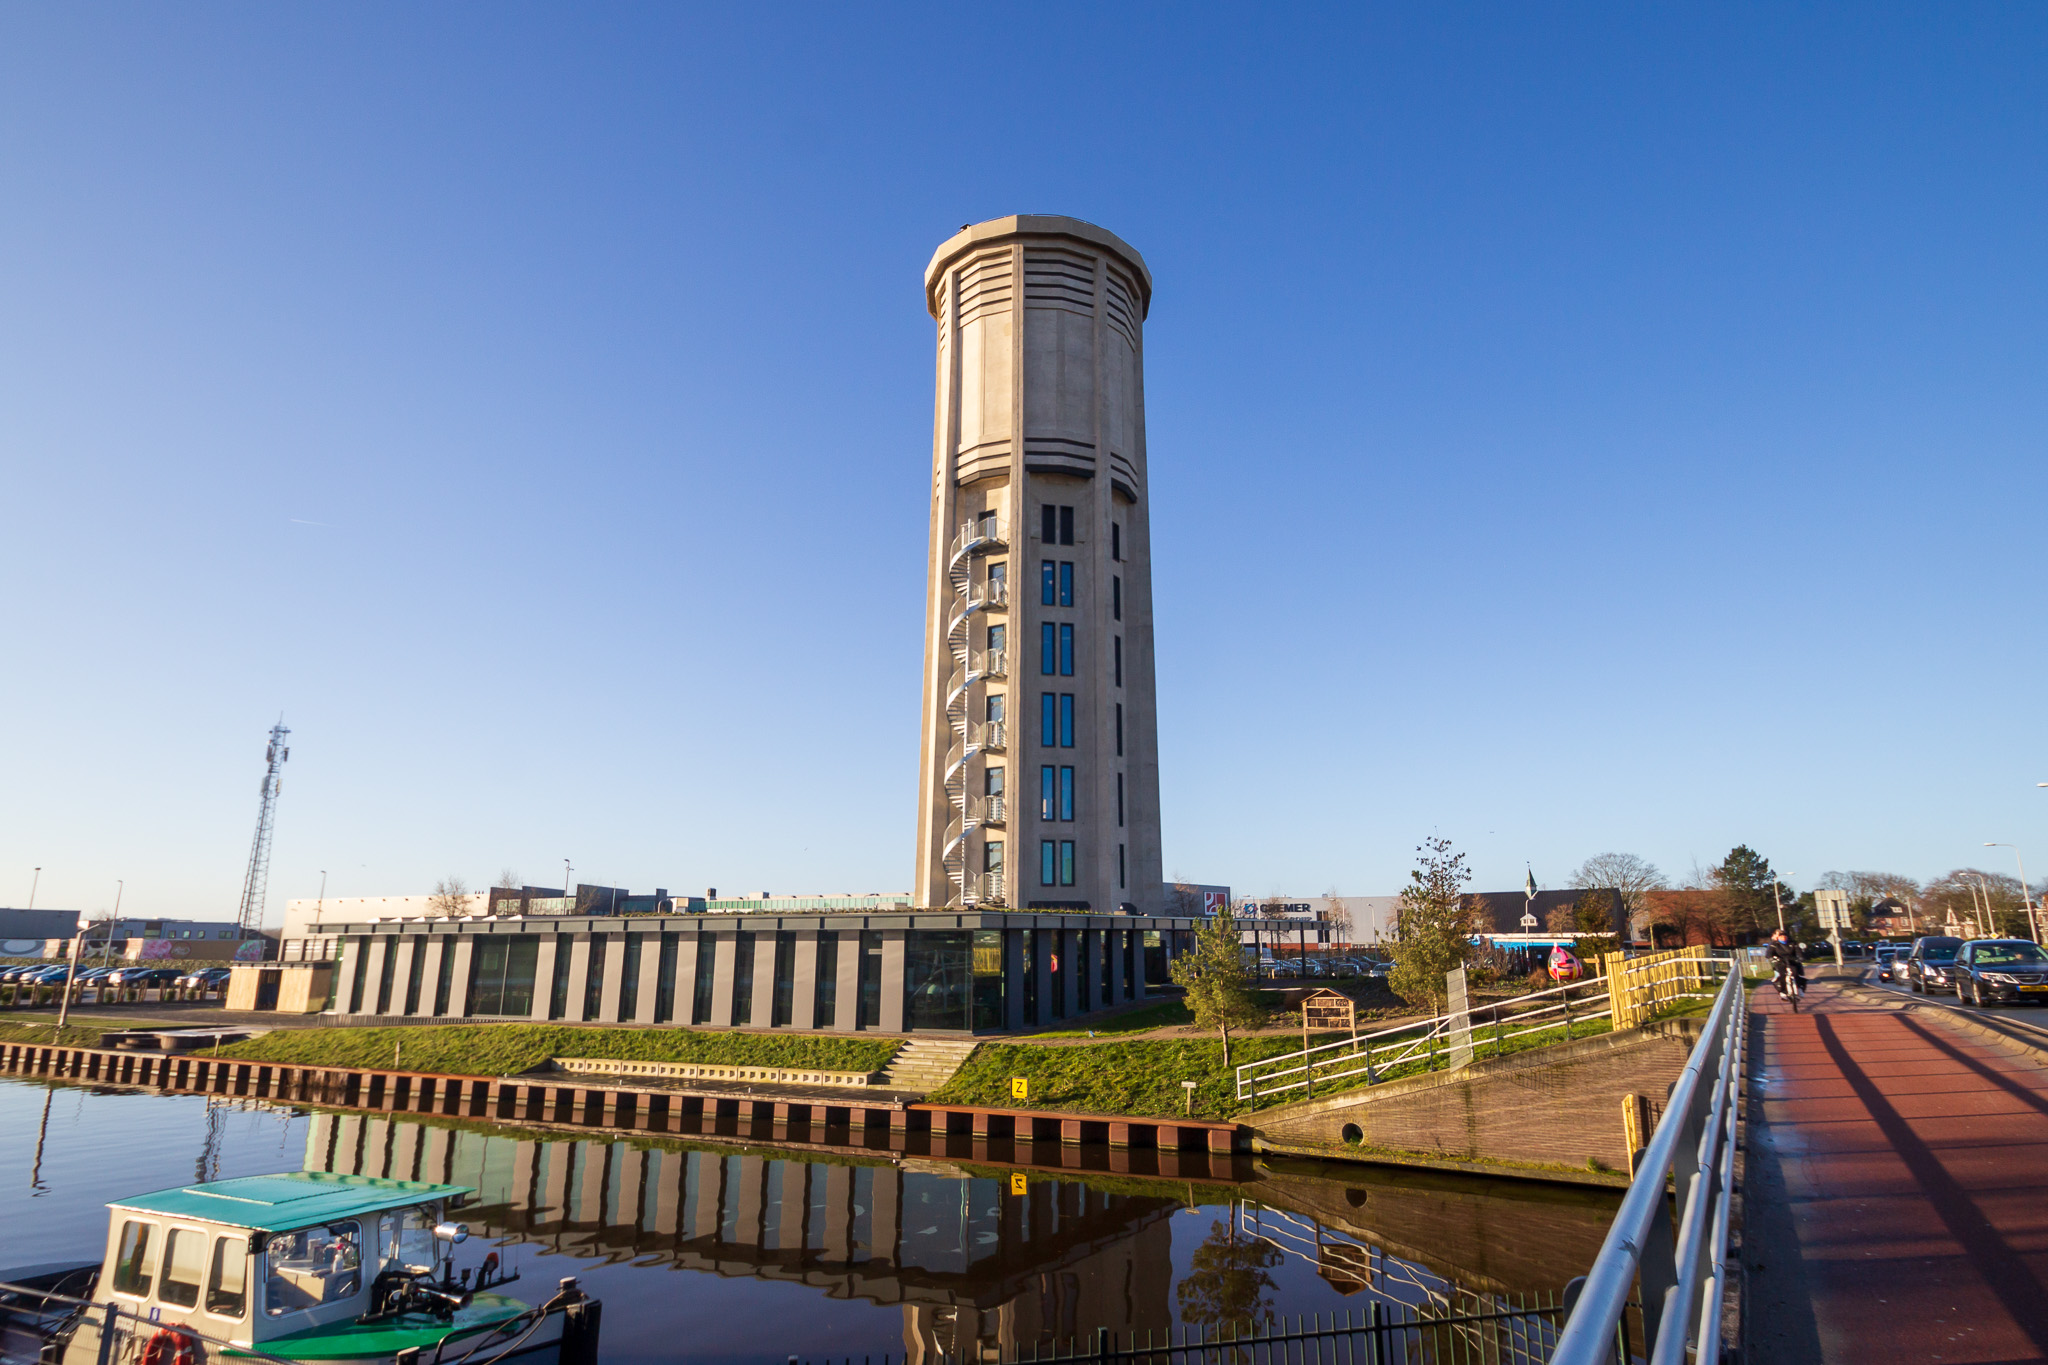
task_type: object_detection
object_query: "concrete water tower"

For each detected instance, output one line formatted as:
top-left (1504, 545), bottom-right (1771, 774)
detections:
top-left (912, 216), bottom-right (1163, 914)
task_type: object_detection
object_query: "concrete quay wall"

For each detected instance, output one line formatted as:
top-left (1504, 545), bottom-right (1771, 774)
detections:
top-left (1248, 1018), bottom-right (1704, 1183)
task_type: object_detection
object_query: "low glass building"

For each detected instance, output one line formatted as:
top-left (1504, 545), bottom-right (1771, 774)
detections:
top-left (299, 909), bottom-right (1197, 1034)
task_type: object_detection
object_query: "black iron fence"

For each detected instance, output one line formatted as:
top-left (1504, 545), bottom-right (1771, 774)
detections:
top-left (795, 1294), bottom-right (1569, 1365)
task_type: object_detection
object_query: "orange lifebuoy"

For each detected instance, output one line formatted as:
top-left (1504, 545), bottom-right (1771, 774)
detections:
top-left (137, 1326), bottom-right (198, 1365)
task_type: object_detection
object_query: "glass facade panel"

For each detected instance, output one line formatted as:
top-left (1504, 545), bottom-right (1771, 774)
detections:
top-left (1049, 933), bottom-right (1066, 1021)
top-left (732, 934), bottom-right (756, 1026)
top-left (1021, 929), bottom-right (1038, 1025)
top-left (654, 934), bottom-right (678, 1023)
top-left (582, 936), bottom-right (607, 1020)
top-left (619, 935), bottom-right (643, 1020)
top-left (402, 942), bottom-right (427, 1014)
top-left (771, 932), bottom-right (795, 1027)
top-left (972, 929), bottom-right (1004, 1032)
top-left (549, 941), bottom-right (573, 1019)
top-left (814, 933), bottom-right (838, 1027)
top-left (1144, 929), bottom-right (1166, 988)
top-left (858, 931), bottom-right (883, 1028)
top-left (692, 937), bottom-right (717, 1024)
top-left (905, 930), bottom-right (971, 1031)
top-left (375, 943), bottom-right (398, 1014)
top-left (469, 939), bottom-right (507, 1016)
top-left (433, 939), bottom-right (456, 1016)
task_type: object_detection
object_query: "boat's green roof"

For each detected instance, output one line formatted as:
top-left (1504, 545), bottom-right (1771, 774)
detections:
top-left (109, 1172), bottom-right (471, 1233)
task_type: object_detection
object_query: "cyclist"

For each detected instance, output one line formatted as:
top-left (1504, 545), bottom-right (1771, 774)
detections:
top-left (1765, 929), bottom-right (1806, 1010)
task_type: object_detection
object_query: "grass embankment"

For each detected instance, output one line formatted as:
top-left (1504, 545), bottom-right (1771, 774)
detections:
top-left (937, 1010), bottom-right (1627, 1121)
top-left (216, 1025), bottom-right (901, 1077)
top-left (0, 1021), bottom-right (110, 1048)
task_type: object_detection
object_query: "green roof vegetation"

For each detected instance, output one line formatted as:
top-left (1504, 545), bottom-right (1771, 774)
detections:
top-left (112, 1172), bottom-right (468, 1233)
top-left (217, 1024), bottom-right (900, 1076)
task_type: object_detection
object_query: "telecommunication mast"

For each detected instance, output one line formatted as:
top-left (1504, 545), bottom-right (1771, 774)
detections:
top-left (233, 721), bottom-right (290, 935)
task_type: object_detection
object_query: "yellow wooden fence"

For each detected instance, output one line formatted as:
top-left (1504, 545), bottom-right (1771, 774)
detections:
top-left (1602, 945), bottom-right (1716, 1029)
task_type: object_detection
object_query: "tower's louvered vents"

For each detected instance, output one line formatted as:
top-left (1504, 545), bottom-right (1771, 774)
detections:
top-left (956, 251), bottom-right (1013, 327)
top-left (1105, 269), bottom-right (1139, 348)
top-left (1024, 249), bottom-right (1097, 317)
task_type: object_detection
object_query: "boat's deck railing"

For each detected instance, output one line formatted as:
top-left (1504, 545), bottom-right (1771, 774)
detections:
top-left (0, 1275), bottom-right (587, 1365)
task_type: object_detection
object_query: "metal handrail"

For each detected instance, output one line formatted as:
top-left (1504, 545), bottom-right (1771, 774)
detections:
top-left (1233, 973), bottom-right (1619, 1103)
top-left (1549, 963), bottom-right (1746, 1363)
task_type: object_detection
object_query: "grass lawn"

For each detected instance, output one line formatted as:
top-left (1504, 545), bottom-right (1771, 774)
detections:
top-left (931, 1033), bottom-right (1309, 1120)
top-left (0, 1020), bottom-right (109, 1048)
top-left (217, 1024), bottom-right (901, 1077)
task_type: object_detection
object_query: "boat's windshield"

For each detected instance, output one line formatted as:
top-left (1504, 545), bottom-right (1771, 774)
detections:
top-left (264, 1221), bottom-right (361, 1316)
top-left (375, 1205), bottom-right (439, 1276)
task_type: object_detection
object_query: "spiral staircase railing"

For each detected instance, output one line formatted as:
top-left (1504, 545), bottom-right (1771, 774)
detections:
top-left (942, 516), bottom-right (1008, 906)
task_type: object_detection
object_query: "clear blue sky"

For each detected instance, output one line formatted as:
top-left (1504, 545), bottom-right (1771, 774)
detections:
top-left (4, 5), bottom-right (2044, 923)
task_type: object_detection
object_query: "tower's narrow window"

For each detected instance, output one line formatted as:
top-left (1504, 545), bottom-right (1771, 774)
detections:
top-left (1119, 844), bottom-right (1126, 889)
top-left (1059, 506), bottom-right (1075, 546)
top-left (1059, 562), bottom-right (1073, 606)
top-left (1059, 766), bottom-right (1074, 821)
top-left (1040, 766), bottom-right (1055, 821)
top-left (1040, 623), bottom-right (1056, 675)
top-left (988, 561), bottom-right (1006, 601)
top-left (1060, 694), bottom-right (1075, 747)
top-left (1041, 505), bottom-right (1057, 543)
top-left (985, 767), bottom-right (1004, 797)
top-left (1040, 692), bottom-right (1056, 746)
top-left (1114, 636), bottom-right (1122, 687)
top-left (1113, 576), bottom-right (1121, 620)
top-left (1059, 624), bottom-right (1074, 676)
top-left (1117, 773), bottom-right (1125, 827)
top-left (986, 624), bottom-right (1005, 659)
top-left (1040, 560), bottom-right (1055, 605)
top-left (1060, 841), bottom-right (1076, 887)
top-left (1115, 703), bottom-right (1123, 756)
top-left (1040, 840), bottom-right (1057, 887)
top-left (1111, 522), bottom-right (1121, 561)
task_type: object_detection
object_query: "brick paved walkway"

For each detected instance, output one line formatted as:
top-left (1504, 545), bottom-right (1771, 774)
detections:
top-left (1747, 972), bottom-right (2048, 1363)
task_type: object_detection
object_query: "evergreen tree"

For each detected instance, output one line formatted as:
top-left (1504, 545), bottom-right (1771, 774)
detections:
top-left (1388, 835), bottom-right (1474, 1010)
top-left (1171, 903), bottom-right (1264, 1068)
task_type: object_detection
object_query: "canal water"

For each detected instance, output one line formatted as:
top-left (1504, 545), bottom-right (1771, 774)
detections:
top-left (0, 1075), bottom-right (1619, 1363)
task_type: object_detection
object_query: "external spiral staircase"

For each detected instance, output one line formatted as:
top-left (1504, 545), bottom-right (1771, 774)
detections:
top-left (942, 515), bottom-right (1008, 906)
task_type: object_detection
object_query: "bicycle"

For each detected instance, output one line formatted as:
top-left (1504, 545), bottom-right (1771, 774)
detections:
top-left (1774, 967), bottom-right (1803, 1013)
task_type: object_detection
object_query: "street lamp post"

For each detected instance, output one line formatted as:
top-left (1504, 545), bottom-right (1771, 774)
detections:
top-left (1985, 843), bottom-right (2038, 943)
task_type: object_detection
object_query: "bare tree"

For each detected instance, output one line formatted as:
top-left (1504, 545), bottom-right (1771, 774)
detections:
top-left (427, 877), bottom-right (471, 916)
top-left (1569, 853), bottom-right (1668, 937)
top-left (1321, 888), bottom-right (1353, 948)
top-left (1163, 871), bottom-right (1209, 918)
top-left (496, 869), bottom-right (523, 891)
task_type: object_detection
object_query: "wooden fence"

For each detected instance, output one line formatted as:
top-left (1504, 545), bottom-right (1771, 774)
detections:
top-left (1601, 946), bottom-right (1716, 1029)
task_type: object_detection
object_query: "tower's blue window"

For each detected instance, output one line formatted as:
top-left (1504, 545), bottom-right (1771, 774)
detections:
top-left (1060, 841), bottom-right (1076, 887)
top-left (1040, 766), bottom-right (1055, 821)
top-left (1041, 561), bottom-right (1055, 606)
top-left (1059, 624), bottom-right (1074, 676)
top-left (1058, 562), bottom-right (1073, 607)
top-left (1059, 766), bottom-right (1074, 821)
top-left (1041, 693), bottom-right (1056, 747)
top-left (1040, 623), bottom-right (1056, 675)
top-left (1040, 840), bottom-right (1057, 887)
top-left (1060, 694), bottom-right (1074, 747)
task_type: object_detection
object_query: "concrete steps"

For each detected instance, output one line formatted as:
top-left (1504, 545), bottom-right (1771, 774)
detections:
top-left (877, 1037), bottom-right (980, 1095)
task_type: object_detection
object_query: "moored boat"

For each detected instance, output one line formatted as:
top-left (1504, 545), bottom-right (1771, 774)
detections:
top-left (3, 1172), bottom-right (598, 1365)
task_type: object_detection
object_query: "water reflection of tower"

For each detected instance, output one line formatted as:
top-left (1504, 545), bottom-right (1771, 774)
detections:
top-left (306, 1114), bottom-right (1175, 1355)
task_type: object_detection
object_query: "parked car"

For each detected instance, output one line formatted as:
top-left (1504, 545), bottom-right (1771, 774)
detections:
top-left (106, 967), bottom-right (182, 989)
top-left (1951, 939), bottom-right (2048, 1007)
top-left (1904, 936), bottom-right (1965, 994)
top-left (176, 967), bottom-right (233, 990)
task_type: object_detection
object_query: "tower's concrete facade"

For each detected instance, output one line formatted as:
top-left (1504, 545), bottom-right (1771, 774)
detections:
top-left (914, 216), bottom-right (1163, 914)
